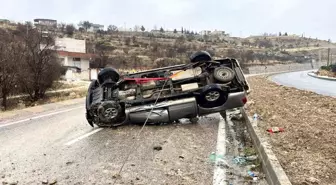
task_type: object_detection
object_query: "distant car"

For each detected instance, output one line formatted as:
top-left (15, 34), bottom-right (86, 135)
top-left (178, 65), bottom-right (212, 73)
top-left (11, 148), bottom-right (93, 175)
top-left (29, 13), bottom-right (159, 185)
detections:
top-left (85, 51), bottom-right (250, 127)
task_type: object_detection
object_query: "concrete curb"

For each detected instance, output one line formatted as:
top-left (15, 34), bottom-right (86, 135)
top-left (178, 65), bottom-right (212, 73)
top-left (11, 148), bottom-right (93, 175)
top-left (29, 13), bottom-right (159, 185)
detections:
top-left (307, 72), bottom-right (336, 81)
top-left (241, 108), bottom-right (292, 185)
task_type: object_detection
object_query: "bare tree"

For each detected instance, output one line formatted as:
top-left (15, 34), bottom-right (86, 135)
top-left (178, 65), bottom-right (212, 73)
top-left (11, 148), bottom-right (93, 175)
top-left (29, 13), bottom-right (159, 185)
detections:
top-left (124, 37), bottom-right (131, 46)
top-left (79, 21), bottom-right (92, 32)
top-left (91, 41), bottom-right (116, 68)
top-left (134, 25), bottom-right (140, 32)
top-left (15, 24), bottom-right (62, 101)
top-left (0, 29), bottom-right (24, 109)
top-left (132, 36), bottom-right (137, 45)
top-left (141, 25), bottom-right (145, 32)
top-left (58, 23), bottom-right (66, 33)
top-left (107, 25), bottom-right (118, 33)
top-left (65, 24), bottom-right (75, 36)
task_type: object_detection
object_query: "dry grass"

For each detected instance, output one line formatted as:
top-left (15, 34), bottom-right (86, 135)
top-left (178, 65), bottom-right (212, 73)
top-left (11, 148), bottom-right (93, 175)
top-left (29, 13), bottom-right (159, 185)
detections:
top-left (317, 69), bottom-right (336, 78)
top-left (1, 88), bottom-right (87, 112)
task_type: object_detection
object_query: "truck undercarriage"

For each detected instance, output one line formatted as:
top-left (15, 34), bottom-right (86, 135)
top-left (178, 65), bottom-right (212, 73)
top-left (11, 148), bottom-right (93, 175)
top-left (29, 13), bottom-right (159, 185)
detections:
top-left (85, 51), bottom-right (249, 127)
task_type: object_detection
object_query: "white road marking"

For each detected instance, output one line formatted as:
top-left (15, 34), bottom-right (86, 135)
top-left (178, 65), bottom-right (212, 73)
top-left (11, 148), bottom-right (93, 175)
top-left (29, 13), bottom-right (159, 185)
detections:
top-left (0, 106), bottom-right (83, 128)
top-left (65, 128), bottom-right (103, 146)
top-left (213, 113), bottom-right (227, 185)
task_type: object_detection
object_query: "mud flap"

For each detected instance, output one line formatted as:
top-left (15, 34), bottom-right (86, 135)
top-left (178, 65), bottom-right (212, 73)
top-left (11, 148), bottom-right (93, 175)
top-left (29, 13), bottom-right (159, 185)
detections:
top-left (86, 112), bottom-right (94, 127)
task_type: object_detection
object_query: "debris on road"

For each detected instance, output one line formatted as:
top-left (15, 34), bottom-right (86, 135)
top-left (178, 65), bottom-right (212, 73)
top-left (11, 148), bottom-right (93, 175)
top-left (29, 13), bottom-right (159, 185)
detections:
top-left (153, 146), bottom-right (162, 151)
top-left (306, 177), bottom-right (320, 184)
top-left (245, 155), bottom-right (258, 161)
top-left (209, 152), bottom-right (224, 163)
top-left (49, 179), bottom-right (57, 185)
top-left (112, 174), bottom-right (121, 179)
top-left (232, 156), bottom-right (246, 165)
top-left (253, 113), bottom-right (259, 121)
top-left (65, 161), bottom-right (74, 165)
top-left (266, 127), bottom-right (284, 133)
top-left (42, 180), bottom-right (48, 184)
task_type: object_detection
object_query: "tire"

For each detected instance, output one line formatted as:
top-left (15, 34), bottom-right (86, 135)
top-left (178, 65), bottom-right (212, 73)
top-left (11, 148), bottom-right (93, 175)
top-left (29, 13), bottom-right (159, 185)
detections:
top-left (97, 101), bottom-right (123, 127)
top-left (197, 84), bottom-right (228, 108)
top-left (190, 51), bottom-right (212, 63)
top-left (97, 68), bottom-right (120, 84)
top-left (213, 67), bottom-right (235, 83)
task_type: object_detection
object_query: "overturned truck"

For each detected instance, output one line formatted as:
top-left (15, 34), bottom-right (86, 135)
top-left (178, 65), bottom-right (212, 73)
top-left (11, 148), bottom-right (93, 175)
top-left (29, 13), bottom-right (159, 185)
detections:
top-left (85, 51), bottom-right (250, 127)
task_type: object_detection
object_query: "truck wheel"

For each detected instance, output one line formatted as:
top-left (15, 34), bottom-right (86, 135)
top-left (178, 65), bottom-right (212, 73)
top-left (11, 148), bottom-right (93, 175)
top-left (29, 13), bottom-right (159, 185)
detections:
top-left (213, 67), bottom-right (235, 83)
top-left (197, 85), bottom-right (228, 108)
top-left (190, 51), bottom-right (212, 63)
top-left (97, 68), bottom-right (120, 84)
top-left (97, 101), bottom-right (123, 127)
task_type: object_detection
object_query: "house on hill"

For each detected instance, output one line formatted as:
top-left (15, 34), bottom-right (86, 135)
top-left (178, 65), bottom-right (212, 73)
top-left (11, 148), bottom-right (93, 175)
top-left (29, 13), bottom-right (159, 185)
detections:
top-left (34, 18), bottom-right (57, 30)
top-left (55, 38), bottom-right (96, 81)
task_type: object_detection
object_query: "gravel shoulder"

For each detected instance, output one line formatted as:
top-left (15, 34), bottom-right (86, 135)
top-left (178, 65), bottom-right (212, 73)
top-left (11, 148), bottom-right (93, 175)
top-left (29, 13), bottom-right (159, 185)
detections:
top-left (245, 76), bottom-right (336, 185)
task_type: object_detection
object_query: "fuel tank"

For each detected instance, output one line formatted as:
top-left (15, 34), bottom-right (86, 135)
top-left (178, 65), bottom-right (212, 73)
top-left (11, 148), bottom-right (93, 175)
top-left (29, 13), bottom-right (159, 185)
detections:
top-left (125, 97), bottom-right (198, 124)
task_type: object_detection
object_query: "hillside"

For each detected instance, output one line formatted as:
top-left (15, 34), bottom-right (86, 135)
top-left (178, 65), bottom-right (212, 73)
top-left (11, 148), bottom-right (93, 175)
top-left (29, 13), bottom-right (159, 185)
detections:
top-left (2, 21), bottom-right (336, 70)
top-left (77, 31), bottom-right (336, 70)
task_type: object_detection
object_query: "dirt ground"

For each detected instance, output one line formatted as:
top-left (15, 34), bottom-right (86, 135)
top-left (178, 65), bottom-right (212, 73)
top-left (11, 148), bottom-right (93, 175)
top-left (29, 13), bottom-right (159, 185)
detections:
top-left (245, 76), bottom-right (336, 185)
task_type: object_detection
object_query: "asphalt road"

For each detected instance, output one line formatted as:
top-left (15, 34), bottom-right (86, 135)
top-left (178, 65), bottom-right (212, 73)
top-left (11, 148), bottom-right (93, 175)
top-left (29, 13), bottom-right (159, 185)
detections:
top-left (0, 102), bottom-right (220, 185)
top-left (271, 70), bottom-right (336, 97)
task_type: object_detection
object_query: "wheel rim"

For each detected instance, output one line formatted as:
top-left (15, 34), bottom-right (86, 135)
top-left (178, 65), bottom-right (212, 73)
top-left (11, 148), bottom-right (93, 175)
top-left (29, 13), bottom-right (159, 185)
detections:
top-left (205, 91), bottom-right (220, 101)
top-left (104, 107), bottom-right (118, 118)
top-left (217, 69), bottom-right (228, 78)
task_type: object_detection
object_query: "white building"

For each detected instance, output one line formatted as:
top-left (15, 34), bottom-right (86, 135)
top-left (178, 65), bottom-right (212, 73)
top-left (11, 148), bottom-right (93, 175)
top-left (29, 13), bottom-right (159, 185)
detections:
top-left (33, 18), bottom-right (57, 30)
top-left (55, 38), bottom-right (94, 81)
top-left (88, 24), bottom-right (104, 32)
top-left (200, 30), bottom-right (211, 35)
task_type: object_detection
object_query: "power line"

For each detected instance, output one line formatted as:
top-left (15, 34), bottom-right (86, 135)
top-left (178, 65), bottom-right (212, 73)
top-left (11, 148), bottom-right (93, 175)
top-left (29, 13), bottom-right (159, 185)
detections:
top-left (112, 79), bottom-right (169, 185)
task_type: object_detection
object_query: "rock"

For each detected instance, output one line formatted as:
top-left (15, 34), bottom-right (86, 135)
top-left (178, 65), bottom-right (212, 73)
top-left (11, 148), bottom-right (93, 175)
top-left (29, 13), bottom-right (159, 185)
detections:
top-left (306, 177), bottom-right (320, 184)
top-left (49, 179), bottom-right (57, 185)
top-left (42, 180), bottom-right (48, 184)
top-left (130, 164), bottom-right (135, 167)
top-left (179, 155), bottom-right (184, 159)
top-left (1, 175), bottom-right (5, 178)
top-left (153, 146), bottom-right (162, 151)
top-left (66, 161), bottom-right (74, 165)
top-left (135, 177), bottom-right (140, 180)
top-left (69, 92), bottom-right (76, 97)
top-left (9, 182), bottom-right (18, 185)
top-left (2, 182), bottom-right (8, 185)
top-left (112, 174), bottom-right (121, 179)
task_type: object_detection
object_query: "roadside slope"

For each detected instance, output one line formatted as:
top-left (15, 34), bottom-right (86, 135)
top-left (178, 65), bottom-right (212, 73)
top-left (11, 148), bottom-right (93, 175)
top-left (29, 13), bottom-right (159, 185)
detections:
top-left (245, 76), bottom-right (336, 185)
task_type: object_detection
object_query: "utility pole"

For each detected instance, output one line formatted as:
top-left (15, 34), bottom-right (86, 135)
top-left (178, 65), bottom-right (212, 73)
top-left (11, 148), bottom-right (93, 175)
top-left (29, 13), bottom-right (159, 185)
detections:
top-left (319, 49), bottom-right (322, 62)
top-left (327, 48), bottom-right (330, 66)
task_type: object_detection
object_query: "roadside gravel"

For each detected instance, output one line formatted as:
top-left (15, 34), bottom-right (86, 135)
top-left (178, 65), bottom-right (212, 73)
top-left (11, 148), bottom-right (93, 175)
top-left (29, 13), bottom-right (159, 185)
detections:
top-left (245, 76), bottom-right (336, 185)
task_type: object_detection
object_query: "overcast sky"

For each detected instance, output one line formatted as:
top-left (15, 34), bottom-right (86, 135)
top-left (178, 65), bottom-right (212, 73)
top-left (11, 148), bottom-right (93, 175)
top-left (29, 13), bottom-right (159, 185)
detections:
top-left (0, 0), bottom-right (335, 40)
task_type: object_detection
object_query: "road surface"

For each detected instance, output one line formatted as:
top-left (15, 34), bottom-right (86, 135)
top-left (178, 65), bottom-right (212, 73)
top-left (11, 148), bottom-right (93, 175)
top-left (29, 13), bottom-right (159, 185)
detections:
top-left (271, 70), bottom-right (336, 97)
top-left (0, 98), bottom-right (268, 185)
top-left (0, 100), bottom-right (220, 185)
